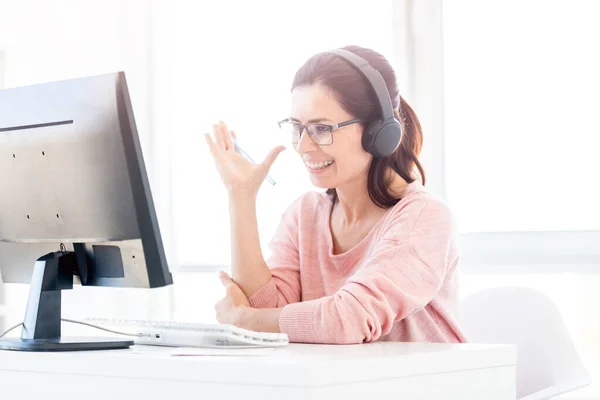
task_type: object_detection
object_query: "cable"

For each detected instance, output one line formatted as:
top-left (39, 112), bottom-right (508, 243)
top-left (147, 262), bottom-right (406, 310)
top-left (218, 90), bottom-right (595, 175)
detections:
top-left (0, 322), bottom-right (23, 339)
top-left (61, 318), bottom-right (145, 337)
top-left (0, 319), bottom-right (146, 340)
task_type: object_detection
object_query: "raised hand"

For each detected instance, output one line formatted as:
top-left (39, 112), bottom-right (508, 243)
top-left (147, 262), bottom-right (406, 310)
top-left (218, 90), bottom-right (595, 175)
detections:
top-left (204, 121), bottom-right (285, 196)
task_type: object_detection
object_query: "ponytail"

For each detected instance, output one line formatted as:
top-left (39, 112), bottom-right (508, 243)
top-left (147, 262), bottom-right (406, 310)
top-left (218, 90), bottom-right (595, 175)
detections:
top-left (364, 97), bottom-right (426, 208)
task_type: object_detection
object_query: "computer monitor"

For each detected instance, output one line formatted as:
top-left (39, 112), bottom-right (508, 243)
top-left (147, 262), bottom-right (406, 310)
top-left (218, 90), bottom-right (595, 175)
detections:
top-left (0, 72), bottom-right (173, 351)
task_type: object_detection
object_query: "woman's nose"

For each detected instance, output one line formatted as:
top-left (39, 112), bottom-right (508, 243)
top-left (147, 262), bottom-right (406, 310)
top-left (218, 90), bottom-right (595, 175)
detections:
top-left (295, 127), bottom-right (316, 154)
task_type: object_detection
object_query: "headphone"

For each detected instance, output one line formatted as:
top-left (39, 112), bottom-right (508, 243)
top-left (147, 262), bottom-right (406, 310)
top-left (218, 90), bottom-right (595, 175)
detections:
top-left (327, 49), bottom-right (402, 158)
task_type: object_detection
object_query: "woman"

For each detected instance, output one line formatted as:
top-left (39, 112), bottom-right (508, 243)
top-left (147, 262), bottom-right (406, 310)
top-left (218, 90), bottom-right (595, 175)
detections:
top-left (204, 45), bottom-right (466, 344)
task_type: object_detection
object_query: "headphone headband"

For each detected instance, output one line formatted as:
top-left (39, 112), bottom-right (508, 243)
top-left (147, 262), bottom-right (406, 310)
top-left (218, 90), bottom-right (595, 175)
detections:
top-left (327, 48), bottom-right (395, 121)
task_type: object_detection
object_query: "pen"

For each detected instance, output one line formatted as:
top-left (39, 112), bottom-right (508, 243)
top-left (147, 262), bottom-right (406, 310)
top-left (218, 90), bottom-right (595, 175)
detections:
top-left (232, 138), bottom-right (276, 186)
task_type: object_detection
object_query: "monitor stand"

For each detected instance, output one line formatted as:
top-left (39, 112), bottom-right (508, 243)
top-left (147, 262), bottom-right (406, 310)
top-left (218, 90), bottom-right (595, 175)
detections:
top-left (0, 251), bottom-right (134, 351)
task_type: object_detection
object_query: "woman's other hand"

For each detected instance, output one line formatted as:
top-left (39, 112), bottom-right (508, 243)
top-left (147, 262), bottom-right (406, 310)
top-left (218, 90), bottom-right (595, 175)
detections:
top-left (215, 271), bottom-right (251, 325)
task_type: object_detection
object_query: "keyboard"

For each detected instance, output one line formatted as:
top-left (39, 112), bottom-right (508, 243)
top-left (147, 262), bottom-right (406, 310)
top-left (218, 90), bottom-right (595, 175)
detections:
top-left (85, 318), bottom-right (289, 348)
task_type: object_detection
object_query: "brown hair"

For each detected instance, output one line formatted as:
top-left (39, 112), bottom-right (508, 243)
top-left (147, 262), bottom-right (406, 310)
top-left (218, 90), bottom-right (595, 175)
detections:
top-left (291, 45), bottom-right (426, 208)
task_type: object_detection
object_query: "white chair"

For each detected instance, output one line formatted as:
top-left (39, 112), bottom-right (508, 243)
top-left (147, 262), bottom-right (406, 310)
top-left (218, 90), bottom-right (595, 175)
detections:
top-left (460, 286), bottom-right (592, 400)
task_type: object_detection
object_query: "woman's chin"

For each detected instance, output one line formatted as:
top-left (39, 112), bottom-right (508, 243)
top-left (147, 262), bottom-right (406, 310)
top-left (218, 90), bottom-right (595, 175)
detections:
top-left (309, 175), bottom-right (334, 189)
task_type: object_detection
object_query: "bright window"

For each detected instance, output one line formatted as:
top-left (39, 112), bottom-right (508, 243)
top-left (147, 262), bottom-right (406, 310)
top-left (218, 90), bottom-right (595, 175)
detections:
top-left (443, 0), bottom-right (600, 233)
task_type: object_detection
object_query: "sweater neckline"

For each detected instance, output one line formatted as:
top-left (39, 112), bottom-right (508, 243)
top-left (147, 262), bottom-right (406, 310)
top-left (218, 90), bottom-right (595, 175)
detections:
top-left (323, 180), bottom-right (423, 261)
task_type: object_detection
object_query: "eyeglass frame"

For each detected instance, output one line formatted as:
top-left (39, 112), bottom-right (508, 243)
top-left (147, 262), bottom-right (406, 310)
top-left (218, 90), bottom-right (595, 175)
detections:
top-left (277, 118), bottom-right (363, 146)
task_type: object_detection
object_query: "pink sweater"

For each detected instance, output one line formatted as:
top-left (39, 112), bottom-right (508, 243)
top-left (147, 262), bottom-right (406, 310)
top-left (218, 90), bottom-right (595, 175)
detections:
top-left (248, 180), bottom-right (467, 344)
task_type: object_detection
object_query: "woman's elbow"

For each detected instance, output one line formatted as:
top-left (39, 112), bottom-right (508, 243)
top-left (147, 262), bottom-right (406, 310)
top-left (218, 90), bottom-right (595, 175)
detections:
top-left (322, 322), bottom-right (382, 344)
top-left (331, 335), bottom-right (368, 345)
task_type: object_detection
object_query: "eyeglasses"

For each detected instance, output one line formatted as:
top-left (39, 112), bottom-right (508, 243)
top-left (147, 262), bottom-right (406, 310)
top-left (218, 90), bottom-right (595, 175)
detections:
top-left (277, 118), bottom-right (362, 146)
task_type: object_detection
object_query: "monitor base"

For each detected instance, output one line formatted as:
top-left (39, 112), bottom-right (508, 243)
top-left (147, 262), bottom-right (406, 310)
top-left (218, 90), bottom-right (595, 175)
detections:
top-left (1, 250), bottom-right (134, 352)
top-left (0, 337), bottom-right (133, 352)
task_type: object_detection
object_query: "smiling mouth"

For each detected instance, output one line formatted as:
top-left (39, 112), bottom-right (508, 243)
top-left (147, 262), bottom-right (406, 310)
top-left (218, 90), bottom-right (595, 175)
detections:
top-left (305, 160), bottom-right (334, 170)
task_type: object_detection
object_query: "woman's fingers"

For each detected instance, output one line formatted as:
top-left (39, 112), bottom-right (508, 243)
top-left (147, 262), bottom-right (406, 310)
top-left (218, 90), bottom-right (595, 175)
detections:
top-left (219, 270), bottom-right (233, 287)
top-left (218, 121), bottom-right (234, 151)
top-left (212, 121), bottom-right (235, 152)
top-left (261, 146), bottom-right (286, 170)
top-left (204, 133), bottom-right (221, 160)
top-left (213, 124), bottom-right (226, 150)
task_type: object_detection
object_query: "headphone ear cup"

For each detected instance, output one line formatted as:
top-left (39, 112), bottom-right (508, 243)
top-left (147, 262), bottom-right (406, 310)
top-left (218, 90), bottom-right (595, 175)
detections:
top-left (363, 119), bottom-right (402, 158)
top-left (362, 120), bottom-right (384, 155)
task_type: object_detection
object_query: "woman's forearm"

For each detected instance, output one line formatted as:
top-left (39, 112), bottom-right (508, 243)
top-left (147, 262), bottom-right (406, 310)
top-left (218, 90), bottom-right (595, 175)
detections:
top-left (228, 193), bottom-right (272, 297)
top-left (236, 307), bottom-right (282, 333)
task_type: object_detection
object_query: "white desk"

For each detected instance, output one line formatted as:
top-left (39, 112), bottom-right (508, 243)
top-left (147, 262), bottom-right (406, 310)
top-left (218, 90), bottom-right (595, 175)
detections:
top-left (0, 342), bottom-right (516, 400)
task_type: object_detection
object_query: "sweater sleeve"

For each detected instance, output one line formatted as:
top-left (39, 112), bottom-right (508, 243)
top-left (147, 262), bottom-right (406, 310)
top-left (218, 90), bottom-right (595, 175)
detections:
top-left (279, 198), bottom-right (457, 344)
top-left (248, 200), bottom-right (302, 309)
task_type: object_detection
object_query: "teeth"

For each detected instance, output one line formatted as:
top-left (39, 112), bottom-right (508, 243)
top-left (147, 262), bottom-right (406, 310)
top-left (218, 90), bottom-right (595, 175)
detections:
top-left (306, 160), bottom-right (333, 170)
